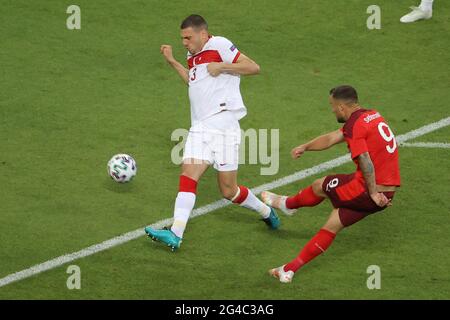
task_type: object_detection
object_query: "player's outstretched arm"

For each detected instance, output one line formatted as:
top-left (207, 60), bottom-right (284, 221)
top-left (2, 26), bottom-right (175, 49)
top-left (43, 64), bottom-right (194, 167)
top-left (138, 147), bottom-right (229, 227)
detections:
top-left (160, 45), bottom-right (189, 84)
top-left (291, 129), bottom-right (344, 159)
top-left (357, 152), bottom-right (390, 207)
top-left (208, 53), bottom-right (260, 76)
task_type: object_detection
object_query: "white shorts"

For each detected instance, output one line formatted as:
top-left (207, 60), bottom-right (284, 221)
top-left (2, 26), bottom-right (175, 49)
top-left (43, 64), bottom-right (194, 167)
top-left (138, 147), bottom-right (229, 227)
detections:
top-left (183, 111), bottom-right (241, 172)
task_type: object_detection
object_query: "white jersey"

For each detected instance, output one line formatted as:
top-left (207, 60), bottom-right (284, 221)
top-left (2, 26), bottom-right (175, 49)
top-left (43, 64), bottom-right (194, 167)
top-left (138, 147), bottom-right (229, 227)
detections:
top-left (187, 36), bottom-right (247, 127)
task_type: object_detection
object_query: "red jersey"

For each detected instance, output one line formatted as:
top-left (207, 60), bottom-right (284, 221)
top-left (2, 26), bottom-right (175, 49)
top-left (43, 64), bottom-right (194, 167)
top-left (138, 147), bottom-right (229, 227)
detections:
top-left (342, 109), bottom-right (401, 186)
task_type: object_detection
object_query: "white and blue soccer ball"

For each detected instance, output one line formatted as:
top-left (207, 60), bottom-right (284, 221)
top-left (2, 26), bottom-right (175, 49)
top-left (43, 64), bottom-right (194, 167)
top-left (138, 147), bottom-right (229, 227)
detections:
top-left (107, 154), bottom-right (137, 183)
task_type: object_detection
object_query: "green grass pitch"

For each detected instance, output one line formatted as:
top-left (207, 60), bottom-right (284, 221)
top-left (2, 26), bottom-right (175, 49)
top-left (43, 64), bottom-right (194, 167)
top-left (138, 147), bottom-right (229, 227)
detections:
top-left (0, 0), bottom-right (449, 299)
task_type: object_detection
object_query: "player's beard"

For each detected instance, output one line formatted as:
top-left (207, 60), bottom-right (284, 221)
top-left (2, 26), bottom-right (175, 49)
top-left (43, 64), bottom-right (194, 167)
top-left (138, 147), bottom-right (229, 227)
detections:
top-left (336, 116), bottom-right (346, 123)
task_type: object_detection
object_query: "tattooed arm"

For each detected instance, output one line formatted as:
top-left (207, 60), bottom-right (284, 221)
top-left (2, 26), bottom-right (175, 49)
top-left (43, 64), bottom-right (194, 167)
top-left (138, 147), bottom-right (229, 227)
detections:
top-left (358, 152), bottom-right (390, 207)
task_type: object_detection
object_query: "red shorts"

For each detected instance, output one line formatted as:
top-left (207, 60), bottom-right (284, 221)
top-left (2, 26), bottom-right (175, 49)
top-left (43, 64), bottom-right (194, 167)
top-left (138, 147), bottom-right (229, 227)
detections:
top-left (322, 173), bottom-right (395, 227)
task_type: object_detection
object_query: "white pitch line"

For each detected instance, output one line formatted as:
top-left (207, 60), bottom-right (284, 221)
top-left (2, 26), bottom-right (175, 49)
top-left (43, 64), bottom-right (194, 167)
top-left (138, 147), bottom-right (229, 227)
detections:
top-left (400, 142), bottom-right (450, 149)
top-left (0, 116), bottom-right (449, 288)
top-left (395, 117), bottom-right (450, 143)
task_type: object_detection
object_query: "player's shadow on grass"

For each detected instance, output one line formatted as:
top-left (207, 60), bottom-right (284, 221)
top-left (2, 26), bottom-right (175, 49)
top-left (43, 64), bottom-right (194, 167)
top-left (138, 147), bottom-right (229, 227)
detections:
top-left (265, 228), bottom-right (311, 240)
top-left (220, 210), bottom-right (310, 239)
top-left (142, 238), bottom-right (177, 254)
top-left (103, 178), bottom-right (136, 193)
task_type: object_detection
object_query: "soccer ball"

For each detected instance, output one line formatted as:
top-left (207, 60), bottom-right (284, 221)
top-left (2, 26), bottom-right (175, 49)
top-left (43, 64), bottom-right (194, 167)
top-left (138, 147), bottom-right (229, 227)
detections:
top-left (107, 154), bottom-right (137, 183)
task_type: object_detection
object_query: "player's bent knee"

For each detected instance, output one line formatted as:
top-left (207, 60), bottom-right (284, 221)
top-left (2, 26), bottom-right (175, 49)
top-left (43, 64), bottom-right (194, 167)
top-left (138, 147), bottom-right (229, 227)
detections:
top-left (312, 178), bottom-right (326, 197)
top-left (323, 209), bottom-right (345, 234)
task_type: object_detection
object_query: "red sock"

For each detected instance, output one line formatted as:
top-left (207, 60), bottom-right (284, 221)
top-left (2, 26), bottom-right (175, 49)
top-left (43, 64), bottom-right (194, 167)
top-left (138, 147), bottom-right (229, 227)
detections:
top-left (232, 185), bottom-right (249, 204)
top-left (286, 185), bottom-right (324, 209)
top-left (179, 175), bottom-right (198, 193)
top-left (284, 229), bottom-right (336, 273)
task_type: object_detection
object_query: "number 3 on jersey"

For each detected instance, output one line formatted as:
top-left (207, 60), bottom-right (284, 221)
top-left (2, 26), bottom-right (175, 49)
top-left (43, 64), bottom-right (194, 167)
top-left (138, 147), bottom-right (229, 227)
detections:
top-left (190, 67), bottom-right (197, 81)
top-left (377, 122), bottom-right (397, 153)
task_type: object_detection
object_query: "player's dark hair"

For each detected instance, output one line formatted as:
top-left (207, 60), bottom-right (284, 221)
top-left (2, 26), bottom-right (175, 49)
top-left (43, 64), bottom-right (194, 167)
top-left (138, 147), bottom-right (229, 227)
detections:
top-left (180, 14), bottom-right (208, 30)
top-left (329, 85), bottom-right (358, 104)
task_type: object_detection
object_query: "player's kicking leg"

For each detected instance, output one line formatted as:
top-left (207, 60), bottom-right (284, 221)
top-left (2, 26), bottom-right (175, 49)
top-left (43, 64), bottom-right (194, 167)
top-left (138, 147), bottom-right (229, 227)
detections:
top-left (267, 172), bottom-right (392, 283)
top-left (218, 170), bottom-right (280, 229)
top-left (261, 177), bottom-right (326, 216)
top-left (145, 159), bottom-right (208, 251)
top-left (269, 207), bottom-right (344, 283)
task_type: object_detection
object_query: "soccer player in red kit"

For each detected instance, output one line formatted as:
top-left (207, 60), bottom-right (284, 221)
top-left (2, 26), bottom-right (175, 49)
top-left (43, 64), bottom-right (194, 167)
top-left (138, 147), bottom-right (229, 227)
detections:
top-left (262, 85), bottom-right (401, 283)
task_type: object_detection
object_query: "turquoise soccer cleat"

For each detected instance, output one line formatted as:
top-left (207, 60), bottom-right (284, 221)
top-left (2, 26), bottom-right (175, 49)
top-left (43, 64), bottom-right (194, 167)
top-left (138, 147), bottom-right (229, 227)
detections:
top-left (144, 227), bottom-right (182, 252)
top-left (262, 207), bottom-right (280, 230)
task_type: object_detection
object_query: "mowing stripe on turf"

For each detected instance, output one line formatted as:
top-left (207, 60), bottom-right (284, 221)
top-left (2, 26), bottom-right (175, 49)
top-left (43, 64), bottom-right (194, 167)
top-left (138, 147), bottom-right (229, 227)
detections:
top-left (400, 142), bottom-right (450, 149)
top-left (0, 116), bottom-right (449, 288)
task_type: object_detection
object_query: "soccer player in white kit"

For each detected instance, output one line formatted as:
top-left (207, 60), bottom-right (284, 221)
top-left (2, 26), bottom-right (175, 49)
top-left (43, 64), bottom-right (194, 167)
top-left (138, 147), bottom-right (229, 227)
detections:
top-left (145, 15), bottom-right (280, 251)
